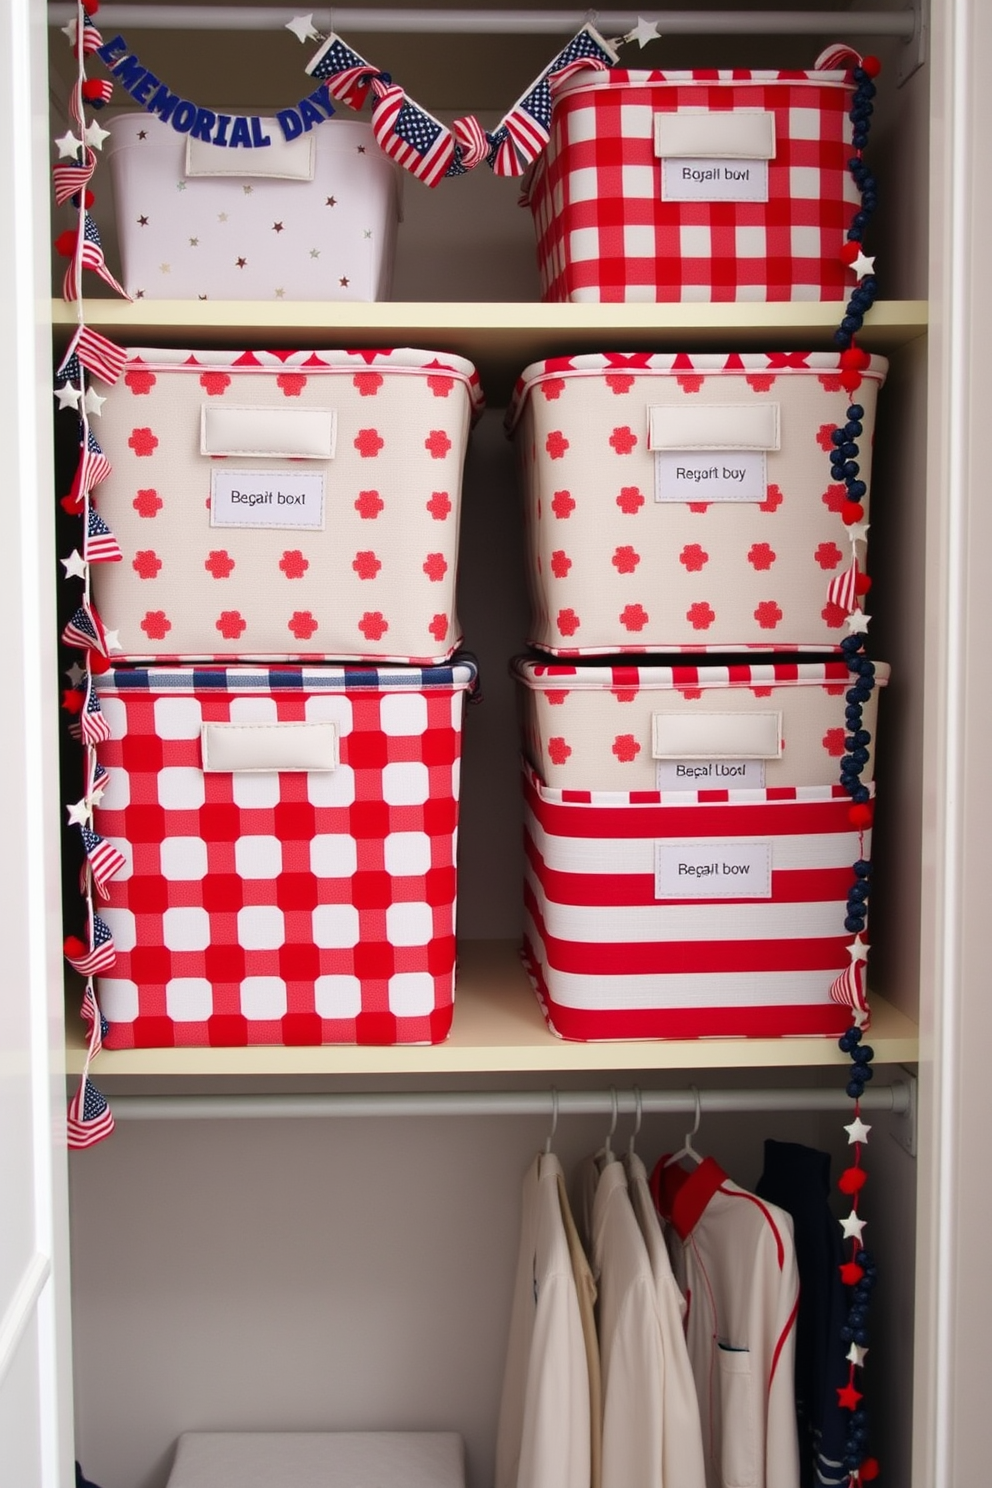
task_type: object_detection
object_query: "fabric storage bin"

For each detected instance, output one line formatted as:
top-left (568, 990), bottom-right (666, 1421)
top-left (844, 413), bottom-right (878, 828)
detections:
top-left (522, 61), bottom-right (862, 303)
top-left (90, 660), bottom-right (477, 1049)
top-left (105, 113), bottom-right (400, 302)
top-left (522, 764), bottom-right (872, 1041)
top-left (514, 656), bottom-right (888, 793)
top-left (508, 350), bottom-right (885, 655)
top-left (166, 1432), bottom-right (467, 1487)
top-left (91, 346), bottom-right (483, 664)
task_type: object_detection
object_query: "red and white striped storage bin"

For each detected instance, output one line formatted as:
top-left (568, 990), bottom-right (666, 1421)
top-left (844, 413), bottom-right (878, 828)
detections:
top-left (514, 657), bottom-right (888, 793)
top-left (523, 62), bottom-right (863, 303)
top-left (522, 764), bottom-right (871, 1041)
top-left (105, 115), bottom-right (401, 302)
top-left (508, 351), bottom-right (886, 655)
top-left (89, 660), bottom-right (476, 1048)
top-left (91, 347), bottom-right (483, 665)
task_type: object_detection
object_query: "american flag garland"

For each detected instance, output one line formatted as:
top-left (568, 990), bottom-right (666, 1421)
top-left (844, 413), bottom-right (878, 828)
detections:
top-left (54, 0), bottom-right (129, 1152)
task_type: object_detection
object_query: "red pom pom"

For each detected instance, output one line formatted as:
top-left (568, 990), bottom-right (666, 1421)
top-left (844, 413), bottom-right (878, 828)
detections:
top-left (61, 493), bottom-right (83, 515)
top-left (849, 803), bottom-right (873, 829)
top-left (83, 189), bottom-right (95, 209)
top-left (61, 689), bottom-right (84, 715)
top-left (861, 55), bottom-right (882, 78)
top-left (840, 371), bottom-right (864, 395)
top-left (840, 1261), bottom-right (865, 1286)
top-left (63, 935), bottom-right (87, 959)
top-left (82, 0), bottom-right (100, 13)
top-left (88, 649), bottom-right (112, 675)
top-left (855, 573), bottom-right (872, 595)
top-left (840, 241), bottom-right (861, 266)
top-left (839, 1165), bottom-right (868, 1194)
top-left (54, 229), bottom-right (78, 259)
top-left (840, 346), bottom-right (872, 371)
top-left (81, 78), bottom-right (104, 100)
top-left (842, 503), bottom-right (865, 525)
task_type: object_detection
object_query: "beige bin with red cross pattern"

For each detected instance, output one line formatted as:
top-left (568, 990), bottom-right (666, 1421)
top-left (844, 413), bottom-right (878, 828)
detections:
top-left (507, 350), bottom-right (886, 656)
top-left (89, 346), bottom-right (483, 665)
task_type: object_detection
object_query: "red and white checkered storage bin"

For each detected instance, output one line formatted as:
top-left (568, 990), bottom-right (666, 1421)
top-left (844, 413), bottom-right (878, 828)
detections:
top-left (91, 347), bottom-right (483, 665)
top-left (523, 63), bottom-right (862, 303)
top-left (508, 351), bottom-right (885, 655)
top-left (514, 657), bottom-right (888, 793)
top-left (90, 660), bottom-right (476, 1048)
top-left (105, 115), bottom-right (401, 302)
top-left (522, 764), bottom-right (871, 1041)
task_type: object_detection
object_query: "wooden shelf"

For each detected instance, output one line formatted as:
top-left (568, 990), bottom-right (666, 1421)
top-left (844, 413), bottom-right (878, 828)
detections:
top-left (64, 939), bottom-right (919, 1079)
top-left (51, 299), bottom-right (928, 405)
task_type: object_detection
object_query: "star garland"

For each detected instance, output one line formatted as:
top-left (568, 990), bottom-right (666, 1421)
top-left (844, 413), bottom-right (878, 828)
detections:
top-left (53, 0), bottom-right (129, 1150)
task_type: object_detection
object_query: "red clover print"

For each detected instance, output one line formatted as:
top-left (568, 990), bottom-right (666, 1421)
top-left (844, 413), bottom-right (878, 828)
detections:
top-left (427, 375), bottom-right (454, 397)
top-left (354, 428), bottom-right (384, 458)
top-left (609, 426), bottom-right (637, 455)
top-left (427, 491), bottom-right (451, 520)
top-left (550, 550), bottom-right (572, 578)
top-left (423, 553), bottom-right (448, 582)
top-left (277, 373), bottom-right (307, 397)
top-left (125, 369), bottom-right (156, 395)
top-left (552, 490), bottom-right (575, 519)
top-left (620, 604), bottom-right (649, 632)
top-left (132, 550), bottom-right (161, 579)
top-left (205, 550), bottom-right (235, 579)
top-left (199, 371), bottom-right (230, 397)
top-left (675, 374), bottom-right (704, 393)
top-left (546, 691), bottom-right (567, 706)
top-left (818, 423), bottom-right (841, 451)
top-left (612, 546), bottom-right (640, 574)
top-left (822, 484), bottom-right (847, 514)
top-left (754, 601), bottom-right (783, 630)
top-left (545, 431), bottom-right (569, 459)
top-left (353, 551), bottom-right (382, 580)
top-left (745, 373), bottom-right (775, 393)
top-left (429, 614), bottom-right (449, 642)
top-left (355, 490), bottom-right (384, 519)
top-left (358, 611), bottom-right (388, 641)
top-left (128, 427), bottom-right (158, 457)
top-left (605, 374), bottom-right (635, 394)
top-left (823, 727), bottom-right (847, 757)
top-left (425, 430), bottom-right (452, 459)
top-left (557, 609), bottom-right (580, 637)
top-left (278, 550), bottom-right (308, 579)
top-left (616, 487), bottom-right (645, 514)
top-left (748, 543), bottom-right (776, 571)
top-left (688, 503), bottom-right (710, 514)
top-left (354, 372), bottom-right (383, 396)
top-left (680, 544), bottom-right (708, 572)
top-left (821, 602), bottom-right (848, 629)
top-left (539, 378), bottom-right (565, 400)
top-left (687, 602), bottom-right (716, 631)
top-left (759, 484), bottom-right (784, 513)
top-left (216, 610), bottom-right (247, 640)
top-left (547, 737), bottom-right (571, 765)
top-left (288, 611), bottom-right (319, 640)
top-left (133, 488), bottom-right (162, 518)
top-left (140, 610), bottom-right (171, 640)
top-left (816, 542), bottom-right (845, 569)
top-left (612, 734), bottom-right (641, 763)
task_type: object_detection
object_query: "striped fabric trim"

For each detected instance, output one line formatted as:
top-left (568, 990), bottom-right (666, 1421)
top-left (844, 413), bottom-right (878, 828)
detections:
top-left (552, 67), bottom-right (856, 90)
top-left (524, 762), bottom-right (874, 811)
top-left (515, 658), bottom-right (890, 694)
top-left (97, 661), bottom-right (479, 695)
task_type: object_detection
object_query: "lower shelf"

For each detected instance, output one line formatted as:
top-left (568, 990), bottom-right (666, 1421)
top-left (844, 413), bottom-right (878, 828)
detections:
top-left (63, 940), bottom-right (920, 1077)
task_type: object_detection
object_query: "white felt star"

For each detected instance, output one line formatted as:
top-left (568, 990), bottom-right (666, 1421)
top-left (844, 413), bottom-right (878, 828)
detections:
top-left (54, 382), bottom-right (82, 411)
top-left (84, 119), bottom-right (110, 151)
top-left (55, 130), bottom-right (82, 159)
top-left (848, 935), bottom-right (870, 964)
top-left (61, 19), bottom-right (77, 44)
top-left (848, 521), bottom-right (870, 548)
top-left (286, 13), bottom-right (320, 43)
top-left (627, 16), bottom-right (661, 47)
top-left (846, 609), bottom-right (871, 634)
top-left (84, 387), bottom-right (106, 417)
top-left (841, 1210), bottom-right (867, 1242)
top-left (852, 1005), bottom-right (871, 1030)
top-left (61, 549), bottom-right (87, 580)
top-left (851, 251), bottom-right (876, 279)
top-left (65, 662), bottom-right (86, 688)
top-left (847, 1341), bottom-right (869, 1367)
top-left (103, 629), bottom-right (122, 653)
top-left (844, 1115), bottom-right (872, 1145)
top-left (66, 798), bottom-right (91, 827)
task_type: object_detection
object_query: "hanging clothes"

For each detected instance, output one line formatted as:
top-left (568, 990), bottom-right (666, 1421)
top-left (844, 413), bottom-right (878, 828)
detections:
top-left (650, 1155), bottom-right (801, 1488)
top-left (555, 1167), bottom-right (603, 1488)
top-left (495, 1152), bottom-right (591, 1488)
top-left (756, 1140), bottom-right (850, 1488)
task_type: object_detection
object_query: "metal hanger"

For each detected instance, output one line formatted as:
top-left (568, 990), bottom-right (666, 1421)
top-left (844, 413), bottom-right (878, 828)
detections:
top-left (664, 1085), bottom-right (704, 1168)
top-left (626, 1085), bottom-right (643, 1160)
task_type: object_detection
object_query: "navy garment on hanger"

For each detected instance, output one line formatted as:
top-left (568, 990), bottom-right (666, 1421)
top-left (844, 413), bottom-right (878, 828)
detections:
top-left (756, 1141), bottom-right (849, 1488)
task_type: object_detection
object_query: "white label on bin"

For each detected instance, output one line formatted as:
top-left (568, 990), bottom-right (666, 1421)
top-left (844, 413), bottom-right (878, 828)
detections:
top-left (655, 840), bottom-right (773, 899)
top-left (657, 759), bottom-right (767, 790)
top-left (210, 469), bottom-right (326, 530)
top-left (655, 451), bottom-right (766, 502)
top-left (661, 157), bottom-right (769, 202)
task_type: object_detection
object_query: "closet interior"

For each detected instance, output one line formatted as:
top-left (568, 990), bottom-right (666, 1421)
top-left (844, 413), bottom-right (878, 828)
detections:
top-left (48, 3), bottom-right (929, 1485)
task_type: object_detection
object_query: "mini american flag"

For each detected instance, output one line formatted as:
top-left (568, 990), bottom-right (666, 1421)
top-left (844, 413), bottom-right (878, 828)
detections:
top-left (830, 960), bottom-right (870, 1020)
top-left (79, 825), bottom-right (127, 896)
top-left (372, 87), bottom-right (455, 188)
top-left (827, 561), bottom-right (861, 614)
top-left (76, 14), bottom-right (105, 56)
top-left (62, 214), bottom-right (128, 301)
top-left (61, 325), bottom-right (127, 386)
top-left (306, 34), bottom-right (375, 105)
top-left (87, 760), bottom-right (110, 802)
top-left (67, 1075), bottom-right (115, 1149)
top-left (488, 26), bottom-right (615, 176)
top-left (84, 508), bottom-right (122, 564)
top-left (53, 148), bottom-right (96, 209)
top-left (73, 426), bottom-right (113, 501)
top-left (62, 601), bottom-right (108, 654)
top-left (79, 679), bottom-right (112, 746)
top-left (80, 980), bottom-right (111, 1050)
top-left (64, 917), bottom-right (117, 978)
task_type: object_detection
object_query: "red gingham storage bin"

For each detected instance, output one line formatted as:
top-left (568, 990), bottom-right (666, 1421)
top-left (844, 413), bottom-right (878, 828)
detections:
top-left (91, 347), bottom-right (483, 665)
top-left (90, 660), bottom-right (476, 1048)
top-left (508, 351), bottom-right (886, 655)
top-left (522, 764), bottom-right (870, 1041)
top-left (514, 657), bottom-right (888, 793)
top-left (523, 64), bottom-right (862, 303)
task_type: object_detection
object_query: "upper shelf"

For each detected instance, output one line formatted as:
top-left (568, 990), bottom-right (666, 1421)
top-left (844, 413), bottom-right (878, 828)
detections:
top-left (51, 299), bottom-right (928, 405)
top-left (64, 939), bottom-right (920, 1079)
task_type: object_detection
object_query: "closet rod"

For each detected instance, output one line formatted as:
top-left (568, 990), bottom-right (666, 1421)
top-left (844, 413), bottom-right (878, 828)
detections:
top-left (46, 6), bottom-right (917, 39)
top-left (109, 1080), bottom-right (912, 1121)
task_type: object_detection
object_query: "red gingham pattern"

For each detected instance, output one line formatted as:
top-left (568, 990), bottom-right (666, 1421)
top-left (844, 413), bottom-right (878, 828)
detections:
top-left (91, 665), bottom-right (474, 1047)
top-left (524, 69), bottom-right (860, 303)
top-left (521, 763), bottom-right (869, 1041)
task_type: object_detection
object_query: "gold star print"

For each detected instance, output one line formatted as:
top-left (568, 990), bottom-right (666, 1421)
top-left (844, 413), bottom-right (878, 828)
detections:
top-left (218, 212), bottom-right (228, 223)
top-left (325, 196), bottom-right (337, 206)
top-left (160, 263), bottom-right (171, 273)
top-left (189, 237), bottom-right (199, 247)
top-left (138, 215), bottom-right (149, 226)
top-left (243, 184), bottom-right (254, 195)
top-left (275, 288), bottom-right (285, 298)
top-left (272, 222), bottom-right (284, 233)
top-left (176, 181), bottom-right (186, 191)
top-left (339, 276), bottom-right (350, 287)
top-left (364, 229), bottom-right (372, 239)
top-left (236, 257), bottom-right (247, 268)
top-left (310, 248), bottom-right (320, 259)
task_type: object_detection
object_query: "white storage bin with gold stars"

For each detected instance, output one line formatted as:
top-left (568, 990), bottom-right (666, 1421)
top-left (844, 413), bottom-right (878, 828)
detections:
top-left (105, 113), bottom-right (401, 301)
